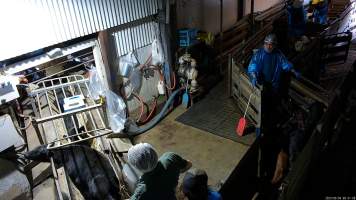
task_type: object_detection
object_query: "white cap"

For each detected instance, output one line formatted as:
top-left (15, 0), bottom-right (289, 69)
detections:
top-left (127, 143), bottom-right (158, 173)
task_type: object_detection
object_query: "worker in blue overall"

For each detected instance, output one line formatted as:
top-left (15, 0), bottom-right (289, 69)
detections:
top-left (287, 0), bottom-right (307, 37)
top-left (248, 34), bottom-right (300, 96)
top-left (311, 0), bottom-right (328, 25)
top-left (247, 34), bottom-right (301, 192)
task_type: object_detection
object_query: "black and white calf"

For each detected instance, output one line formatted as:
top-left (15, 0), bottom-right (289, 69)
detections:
top-left (25, 145), bottom-right (122, 200)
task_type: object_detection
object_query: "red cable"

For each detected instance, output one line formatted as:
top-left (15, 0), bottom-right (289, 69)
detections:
top-left (139, 54), bottom-right (152, 70)
top-left (131, 92), bottom-right (145, 123)
top-left (140, 97), bottom-right (158, 124)
top-left (130, 53), bottom-right (177, 123)
top-left (146, 65), bottom-right (176, 91)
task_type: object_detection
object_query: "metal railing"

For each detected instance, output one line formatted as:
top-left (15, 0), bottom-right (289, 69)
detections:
top-left (29, 75), bottom-right (112, 149)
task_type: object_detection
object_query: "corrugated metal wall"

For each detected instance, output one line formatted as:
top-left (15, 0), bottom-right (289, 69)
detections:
top-left (0, 0), bottom-right (161, 61)
top-left (112, 21), bottom-right (157, 56)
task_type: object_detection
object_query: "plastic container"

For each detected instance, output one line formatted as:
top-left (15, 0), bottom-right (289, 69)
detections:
top-left (179, 29), bottom-right (198, 47)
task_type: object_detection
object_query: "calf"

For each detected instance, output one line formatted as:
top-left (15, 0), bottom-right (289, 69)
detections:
top-left (25, 145), bottom-right (122, 200)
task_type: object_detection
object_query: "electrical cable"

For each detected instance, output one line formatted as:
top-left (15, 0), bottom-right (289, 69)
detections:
top-left (138, 54), bottom-right (152, 70)
top-left (145, 65), bottom-right (176, 90)
top-left (123, 51), bottom-right (169, 125)
top-left (140, 97), bottom-right (158, 124)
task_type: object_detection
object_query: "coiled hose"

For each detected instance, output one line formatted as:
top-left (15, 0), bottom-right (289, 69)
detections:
top-left (124, 88), bottom-right (183, 136)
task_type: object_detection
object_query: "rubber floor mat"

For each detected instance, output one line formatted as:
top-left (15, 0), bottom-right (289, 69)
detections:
top-left (176, 82), bottom-right (256, 146)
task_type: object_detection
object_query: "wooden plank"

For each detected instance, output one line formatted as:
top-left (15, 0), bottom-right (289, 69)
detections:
top-left (232, 87), bottom-right (259, 124)
top-left (231, 63), bottom-right (261, 126)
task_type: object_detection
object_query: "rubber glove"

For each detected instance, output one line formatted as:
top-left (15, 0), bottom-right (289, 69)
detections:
top-left (251, 78), bottom-right (257, 87)
top-left (291, 69), bottom-right (301, 79)
top-left (250, 73), bottom-right (257, 87)
top-left (294, 71), bottom-right (301, 79)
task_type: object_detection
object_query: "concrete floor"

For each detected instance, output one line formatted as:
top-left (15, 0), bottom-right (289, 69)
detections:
top-left (135, 106), bottom-right (251, 189)
top-left (3, 83), bottom-right (252, 200)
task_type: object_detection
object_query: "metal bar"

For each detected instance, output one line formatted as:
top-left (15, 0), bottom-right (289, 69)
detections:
top-left (35, 104), bottom-right (102, 124)
top-left (32, 75), bottom-right (112, 149)
top-left (25, 51), bottom-right (92, 78)
top-left (66, 76), bottom-right (85, 140)
top-left (35, 86), bottom-right (66, 200)
top-left (47, 129), bottom-right (112, 150)
top-left (57, 79), bottom-right (78, 143)
top-left (228, 54), bottom-right (232, 97)
top-left (50, 157), bottom-right (64, 200)
top-left (66, 77), bottom-right (76, 96)
top-left (30, 78), bottom-right (88, 95)
top-left (40, 75), bottom-right (83, 86)
top-left (36, 94), bottom-right (43, 119)
top-left (44, 89), bottom-right (61, 141)
top-left (30, 98), bottom-right (45, 145)
top-left (32, 59), bottom-right (94, 84)
top-left (51, 79), bottom-right (77, 141)
top-left (71, 76), bottom-right (100, 140)
top-left (50, 128), bottom-right (109, 143)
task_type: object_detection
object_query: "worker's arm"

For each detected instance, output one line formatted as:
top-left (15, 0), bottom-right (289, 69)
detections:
top-left (279, 52), bottom-right (301, 78)
top-left (279, 52), bottom-right (293, 71)
top-left (291, 68), bottom-right (301, 79)
top-left (247, 50), bottom-right (261, 86)
top-left (247, 52), bottom-right (259, 75)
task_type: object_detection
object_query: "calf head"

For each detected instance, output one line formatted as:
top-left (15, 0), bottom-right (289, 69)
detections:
top-left (24, 145), bottom-right (53, 162)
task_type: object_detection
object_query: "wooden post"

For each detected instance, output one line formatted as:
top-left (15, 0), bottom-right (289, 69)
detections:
top-left (238, 0), bottom-right (244, 20)
top-left (97, 30), bottom-right (114, 90)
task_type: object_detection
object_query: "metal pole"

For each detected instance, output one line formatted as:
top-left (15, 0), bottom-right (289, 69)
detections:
top-left (228, 54), bottom-right (232, 97)
top-left (219, 0), bottom-right (224, 72)
top-left (220, 0), bottom-right (224, 36)
top-left (251, 0), bottom-right (254, 33)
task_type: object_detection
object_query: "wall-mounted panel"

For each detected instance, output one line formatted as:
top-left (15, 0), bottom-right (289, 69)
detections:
top-left (0, 0), bottom-right (161, 61)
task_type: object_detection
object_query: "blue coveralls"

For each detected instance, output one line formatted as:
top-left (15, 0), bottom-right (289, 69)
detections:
top-left (248, 48), bottom-right (294, 179)
top-left (313, 1), bottom-right (328, 25)
top-left (247, 48), bottom-right (293, 91)
top-left (287, 5), bottom-right (307, 37)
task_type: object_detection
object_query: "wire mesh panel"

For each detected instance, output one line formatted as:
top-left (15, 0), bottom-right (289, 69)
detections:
top-left (29, 75), bottom-right (112, 149)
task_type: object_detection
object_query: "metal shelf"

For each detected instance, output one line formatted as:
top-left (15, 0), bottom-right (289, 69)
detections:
top-left (29, 75), bottom-right (111, 149)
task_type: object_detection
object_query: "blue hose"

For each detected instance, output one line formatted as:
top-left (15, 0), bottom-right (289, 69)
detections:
top-left (124, 88), bottom-right (183, 136)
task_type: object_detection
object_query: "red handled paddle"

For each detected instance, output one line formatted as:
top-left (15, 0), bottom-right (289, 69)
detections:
top-left (236, 92), bottom-right (253, 136)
